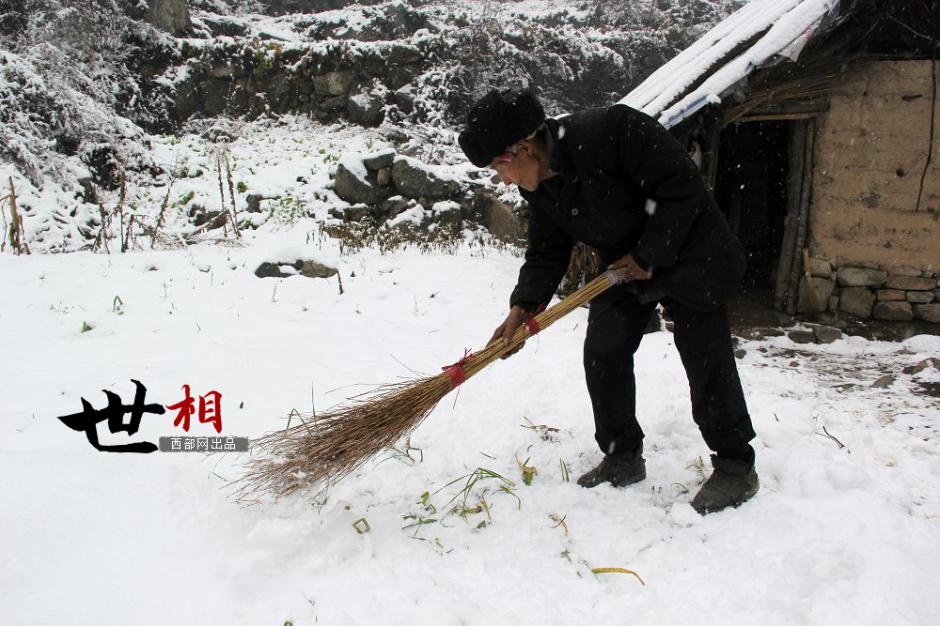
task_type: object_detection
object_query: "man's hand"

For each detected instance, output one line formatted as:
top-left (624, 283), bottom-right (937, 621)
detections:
top-left (606, 253), bottom-right (652, 284)
top-left (487, 305), bottom-right (529, 359)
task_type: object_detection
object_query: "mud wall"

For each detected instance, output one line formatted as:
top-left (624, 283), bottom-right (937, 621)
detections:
top-left (810, 59), bottom-right (940, 273)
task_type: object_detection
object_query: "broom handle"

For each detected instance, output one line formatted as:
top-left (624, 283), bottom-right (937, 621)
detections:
top-left (454, 272), bottom-right (617, 381)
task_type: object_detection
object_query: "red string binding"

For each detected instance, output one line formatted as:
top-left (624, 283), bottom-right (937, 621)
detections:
top-left (442, 350), bottom-right (473, 388)
top-left (523, 314), bottom-right (541, 335)
top-left (523, 303), bottom-right (547, 336)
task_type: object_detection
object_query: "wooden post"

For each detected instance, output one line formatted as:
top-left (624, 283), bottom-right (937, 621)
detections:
top-left (700, 108), bottom-right (723, 194)
top-left (785, 119), bottom-right (816, 315)
top-left (775, 121), bottom-right (807, 311)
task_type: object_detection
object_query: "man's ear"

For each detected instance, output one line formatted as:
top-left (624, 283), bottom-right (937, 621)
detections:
top-left (518, 138), bottom-right (536, 157)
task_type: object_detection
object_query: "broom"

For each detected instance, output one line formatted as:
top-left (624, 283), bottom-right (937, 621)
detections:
top-left (235, 271), bottom-right (620, 501)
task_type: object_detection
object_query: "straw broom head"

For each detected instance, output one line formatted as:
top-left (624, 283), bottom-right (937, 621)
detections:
top-left (235, 272), bottom-right (615, 501)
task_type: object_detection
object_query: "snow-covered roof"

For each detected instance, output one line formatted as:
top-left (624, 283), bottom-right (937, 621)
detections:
top-left (620, 0), bottom-right (841, 129)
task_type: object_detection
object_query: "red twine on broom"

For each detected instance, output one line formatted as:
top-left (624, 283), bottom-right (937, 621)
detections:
top-left (524, 303), bottom-right (547, 335)
top-left (442, 350), bottom-right (473, 388)
top-left (523, 313), bottom-right (541, 335)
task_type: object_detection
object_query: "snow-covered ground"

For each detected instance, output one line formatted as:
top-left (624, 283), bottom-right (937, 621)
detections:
top-left (2, 215), bottom-right (939, 625)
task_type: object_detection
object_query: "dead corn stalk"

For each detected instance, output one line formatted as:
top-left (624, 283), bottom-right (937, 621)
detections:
top-left (3, 178), bottom-right (30, 255)
top-left (215, 146), bottom-right (241, 238)
top-left (236, 271), bottom-right (619, 501)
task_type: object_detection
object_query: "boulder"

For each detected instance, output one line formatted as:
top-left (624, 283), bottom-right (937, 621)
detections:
top-left (391, 156), bottom-right (461, 201)
top-left (333, 154), bottom-right (391, 205)
top-left (255, 259), bottom-right (337, 279)
top-left (392, 85), bottom-right (415, 113)
top-left (873, 301), bottom-right (913, 321)
top-left (913, 303), bottom-right (940, 323)
top-left (888, 265), bottom-right (925, 277)
top-left (877, 289), bottom-right (905, 301)
top-left (145, 0), bottom-right (190, 34)
top-left (466, 190), bottom-right (524, 242)
top-left (329, 205), bottom-right (373, 221)
top-left (380, 195), bottom-right (410, 219)
top-left (348, 90), bottom-right (385, 127)
top-left (299, 260), bottom-right (338, 279)
top-left (736, 327), bottom-right (785, 340)
top-left (787, 328), bottom-right (816, 344)
top-left (902, 357), bottom-right (940, 375)
top-left (362, 148), bottom-right (396, 171)
top-left (797, 277), bottom-right (834, 314)
top-left (871, 374), bottom-right (895, 389)
top-left (839, 287), bottom-right (875, 318)
top-left (808, 257), bottom-right (832, 277)
top-left (431, 200), bottom-right (462, 228)
top-left (806, 323), bottom-right (842, 344)
top-left (376, 167), bottom-right (391, 188)
top-left (885, 275), bottom-right (935, 291)
top-left (313, 71), bottom-right (353, 97)
top-left (836, 267), bottom-right (887, 288)
top-left (906, 291), bottom-right (935, 304)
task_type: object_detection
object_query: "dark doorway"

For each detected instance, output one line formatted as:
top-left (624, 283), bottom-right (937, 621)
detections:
top-left (714, 121), bottom-right (792, 325)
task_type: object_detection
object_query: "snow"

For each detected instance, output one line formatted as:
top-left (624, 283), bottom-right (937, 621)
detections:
top-left (2, 217), bottom-right (940, 624)
top-left (621, 0), bottom-right (840, 128)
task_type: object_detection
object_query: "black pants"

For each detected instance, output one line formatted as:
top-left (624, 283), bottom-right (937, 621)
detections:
top-left (583, 284), bottom-right (755, 457)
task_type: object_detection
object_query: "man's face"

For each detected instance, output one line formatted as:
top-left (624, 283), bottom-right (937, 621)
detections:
top-left (489, 140), bottom-right (540, 191)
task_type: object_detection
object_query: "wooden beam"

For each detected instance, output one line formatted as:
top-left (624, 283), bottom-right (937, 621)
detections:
top-left (775, 120), bottom-right (807, 312)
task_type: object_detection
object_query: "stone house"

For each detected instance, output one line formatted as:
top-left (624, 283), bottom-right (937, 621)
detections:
top-left (621, 0), bottom-right (939, 326)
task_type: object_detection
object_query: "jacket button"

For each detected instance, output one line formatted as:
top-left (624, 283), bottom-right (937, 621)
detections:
top-left (571, 208), bottom-right (579, 216)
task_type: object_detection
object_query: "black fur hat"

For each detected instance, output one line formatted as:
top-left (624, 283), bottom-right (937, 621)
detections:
top-left (458, 89), bottom-right (546, 167)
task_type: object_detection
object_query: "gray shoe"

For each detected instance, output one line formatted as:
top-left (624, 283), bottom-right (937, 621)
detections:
top-left (691, 455), bottom-right (759, 515)
top-left (577, 449), bottom-right (646, 488)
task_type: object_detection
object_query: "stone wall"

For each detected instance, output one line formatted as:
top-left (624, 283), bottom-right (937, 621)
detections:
top-left (810, 60), bottom-right (940, 274)
top-left (800, 256), bottom-right (940, 323)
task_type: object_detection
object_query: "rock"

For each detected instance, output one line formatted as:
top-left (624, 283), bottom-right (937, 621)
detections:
top-left (871, 374), bottom-right (895, 388)
top-left (902, 357), bottom-right (940, 375)
top-left (376, 167), bottom-right (391, 187)
top-left (466, 190), bottom-right (523, 242)
top-left (328, 204), bottom-right (373, 221)
top-left (806, 323), bottom-right (842, 344)
top-left (145, 0), bottom-right (190, 34)
top-left (913, 303), bottom-right (940, 323)
top-left (787, 328), bottom-right (816, 344)
top-left (348, 90), bottom-right (385, 127)
top-left (836, 267), bottom-right (887, 288)
top-left (380, 195), bottom-right (409, 218)
top-left (808, 257), bottom-right (832, 277)
top-left (906, 291), bottom-right (935, 304)
top-left (298, 260), bottom-right (338, 279)
top-left (333, 155), bottom-right (391, 205)
top-left (828, 296), bottom-right (839, 313)
top-left (313, 71), bottom-right (353, 97)
top-left (362, 149), bottom-right (396, 170)
top-left (885, 275), bottom-right (935, 290)
top-left (736, 327), bottom-right (785, 340)
top-left (798, 277), bottom-right (834, 314)
top-left (877, 289), bottom-right (905, 301)
top-left (319, 94), bottom-right (347, 112)
top-left (839, 287), bottom-right (876, 318)
top-left (391, 156), bottom-right (461, 201)
top-left (888, 265), bottom-right (924, 277)
top-left (873, 301), bottom-right (913, 321)
top-left (209, 63), bottom-right (233, 78)
top-left (255, 259), bottom-right (337, 279)
top-left (245, 193), bottom-right (276, 213)
top-left (77, 176), bottom-right (98, 204)
top-left (392, 85), bottom-right (415, 113)
top-left (734, 349), bottom-right (746, 359)
top-left (431, 200), bottom-right (462, 227)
